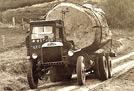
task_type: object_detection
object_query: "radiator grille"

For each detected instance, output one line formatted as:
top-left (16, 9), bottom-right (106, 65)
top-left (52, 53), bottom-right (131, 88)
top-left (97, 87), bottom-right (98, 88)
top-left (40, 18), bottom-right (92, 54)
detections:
top-left (42, 47), bottom-right (62, 62)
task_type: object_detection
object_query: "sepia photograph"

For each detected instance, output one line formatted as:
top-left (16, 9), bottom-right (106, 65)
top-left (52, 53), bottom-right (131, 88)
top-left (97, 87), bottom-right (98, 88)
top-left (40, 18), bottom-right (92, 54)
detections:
top-left (0, 0), bottom-right (134, 90)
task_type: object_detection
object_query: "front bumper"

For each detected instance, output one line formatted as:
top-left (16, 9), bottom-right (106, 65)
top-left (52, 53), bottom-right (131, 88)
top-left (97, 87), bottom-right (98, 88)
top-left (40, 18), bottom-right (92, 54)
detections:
top-left (38, 61), bottom-right (65, 66)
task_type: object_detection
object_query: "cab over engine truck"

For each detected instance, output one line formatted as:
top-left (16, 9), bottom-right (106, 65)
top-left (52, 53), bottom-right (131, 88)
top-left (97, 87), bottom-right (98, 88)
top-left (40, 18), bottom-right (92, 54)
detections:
top-left (26, 3), bottom-right (117, 89)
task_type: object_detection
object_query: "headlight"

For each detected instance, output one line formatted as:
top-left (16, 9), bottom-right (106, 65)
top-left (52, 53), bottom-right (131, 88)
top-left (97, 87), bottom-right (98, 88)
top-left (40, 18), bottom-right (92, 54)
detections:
top-left (68, 50), bottom-right (74, 56)
top-left (32, 53), bottom-right (38, 59)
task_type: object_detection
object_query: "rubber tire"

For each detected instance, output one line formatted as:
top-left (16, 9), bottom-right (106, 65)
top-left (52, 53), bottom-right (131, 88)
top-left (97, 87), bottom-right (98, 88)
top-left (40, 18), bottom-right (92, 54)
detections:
top-left (77, 56), bottom-right (86, 85)
top-left (93, 56), bottom-right (101, 79)
top-left (27, 61), bottom-right (38, 89)
top-left (98, 54), bottom-right (109, 80)
top-left (106, 54), bottom-right (113, 78)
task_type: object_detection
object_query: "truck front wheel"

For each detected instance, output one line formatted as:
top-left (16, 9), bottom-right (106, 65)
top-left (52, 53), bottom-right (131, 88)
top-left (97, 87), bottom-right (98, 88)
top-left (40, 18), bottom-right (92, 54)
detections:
top-left (27, 61), bottom-right (38, 89)
top-left (77, 56), bottom-right (86, 85)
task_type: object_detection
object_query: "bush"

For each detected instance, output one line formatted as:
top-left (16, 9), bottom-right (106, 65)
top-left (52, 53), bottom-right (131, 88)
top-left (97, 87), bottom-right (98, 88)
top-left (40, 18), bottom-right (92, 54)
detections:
top-left (102, 0), bottom-right (134, 29)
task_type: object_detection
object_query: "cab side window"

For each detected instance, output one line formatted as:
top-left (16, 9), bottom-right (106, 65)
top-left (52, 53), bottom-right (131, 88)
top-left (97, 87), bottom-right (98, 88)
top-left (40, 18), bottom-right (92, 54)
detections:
top-left (56, 28), bottom-right (60, 38)
top-left (56, 28), bottom-right (62, 42)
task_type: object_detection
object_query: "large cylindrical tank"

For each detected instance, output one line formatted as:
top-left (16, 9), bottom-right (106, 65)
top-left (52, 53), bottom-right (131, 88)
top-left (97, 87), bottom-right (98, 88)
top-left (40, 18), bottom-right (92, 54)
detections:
top-left (45, 3), bottom-right (112, 53)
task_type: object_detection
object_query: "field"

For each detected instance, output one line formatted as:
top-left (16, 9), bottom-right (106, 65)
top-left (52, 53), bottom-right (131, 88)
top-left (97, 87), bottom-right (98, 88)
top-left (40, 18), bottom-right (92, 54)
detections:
top-left (0, 0), bottom-right (101, 24)
top-left (0, 26), bottom-right (26, 52)
top-left (0, 0), bottom-right (54, 11)
top-left (1, 0), bottom-right (134, 29)
top-left (0, 0), bottom-right (60, 24)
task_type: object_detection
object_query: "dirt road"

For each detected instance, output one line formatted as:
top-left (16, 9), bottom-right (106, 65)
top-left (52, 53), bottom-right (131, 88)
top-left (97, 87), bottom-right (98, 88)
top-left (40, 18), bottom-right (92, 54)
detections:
top-left (94, 67), bottom-right (134, 91)
top-left (1, 47), bottom-right (134, 91)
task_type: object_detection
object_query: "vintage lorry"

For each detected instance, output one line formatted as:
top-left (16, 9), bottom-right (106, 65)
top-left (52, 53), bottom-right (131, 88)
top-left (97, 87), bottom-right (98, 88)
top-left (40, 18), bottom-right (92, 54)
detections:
top-left (26, 3), bottom-right (116, 89)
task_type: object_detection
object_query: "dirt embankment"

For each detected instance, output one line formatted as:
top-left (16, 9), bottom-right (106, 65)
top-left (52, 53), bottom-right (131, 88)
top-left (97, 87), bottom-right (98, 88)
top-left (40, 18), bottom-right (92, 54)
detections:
top-left (0, 47), bottom-right (28, 90)
top-left (92, 29), bottom-right (134, 91)
top-left (112, 29), bottom-right (134, 55)
top-left (0, 26), bottom-right (27, 90)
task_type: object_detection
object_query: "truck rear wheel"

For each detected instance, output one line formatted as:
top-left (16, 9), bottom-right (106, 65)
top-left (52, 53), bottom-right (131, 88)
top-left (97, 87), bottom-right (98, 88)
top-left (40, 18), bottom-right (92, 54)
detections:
top-left (27, 61), bottom-right (38, 89)
top-left (98, 54), bottom-right (109, 80)
top-left (93, 56), bottom-right (100, 79)
top-left (106, 54), bottom-right (113, 78)
top-left (77, 56), bottom-right (86, 85)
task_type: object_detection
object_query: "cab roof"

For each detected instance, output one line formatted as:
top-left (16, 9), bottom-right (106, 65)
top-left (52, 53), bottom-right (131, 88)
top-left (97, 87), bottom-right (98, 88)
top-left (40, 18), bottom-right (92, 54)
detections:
top-left (30, 19), bottom-right (64, 26)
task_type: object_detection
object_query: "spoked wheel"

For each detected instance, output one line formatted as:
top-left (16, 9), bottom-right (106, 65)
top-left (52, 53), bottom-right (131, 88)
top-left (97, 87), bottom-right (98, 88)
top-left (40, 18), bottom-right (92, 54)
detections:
top-left (98, 54), bottom-right (109, 80)
top-left (27, 61), bottom-right (38, 89)
top-left (93, 56), bottom-right (100, 79)
top-left (106, 54), bottom-right (113, 78)
top-left (77, 56), bottom-right (86, 85)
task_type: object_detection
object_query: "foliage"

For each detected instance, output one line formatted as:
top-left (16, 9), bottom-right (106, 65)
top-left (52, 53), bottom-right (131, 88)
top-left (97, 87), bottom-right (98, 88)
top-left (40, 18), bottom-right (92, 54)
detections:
top-left (102, 0), bottom-right (134, 29)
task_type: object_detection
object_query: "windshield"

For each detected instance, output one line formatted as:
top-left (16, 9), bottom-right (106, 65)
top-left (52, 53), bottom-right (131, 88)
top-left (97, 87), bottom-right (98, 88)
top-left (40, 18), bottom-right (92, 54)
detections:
top-left (31, 26), bottom-right (54, 39)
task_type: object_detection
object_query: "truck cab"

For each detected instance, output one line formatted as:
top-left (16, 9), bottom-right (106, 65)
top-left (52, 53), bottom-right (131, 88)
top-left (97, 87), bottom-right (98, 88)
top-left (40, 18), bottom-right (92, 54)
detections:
top-left (26, 20), bottom-right (74, 62)
top-left (26, 20), bottom-right (75, 89)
